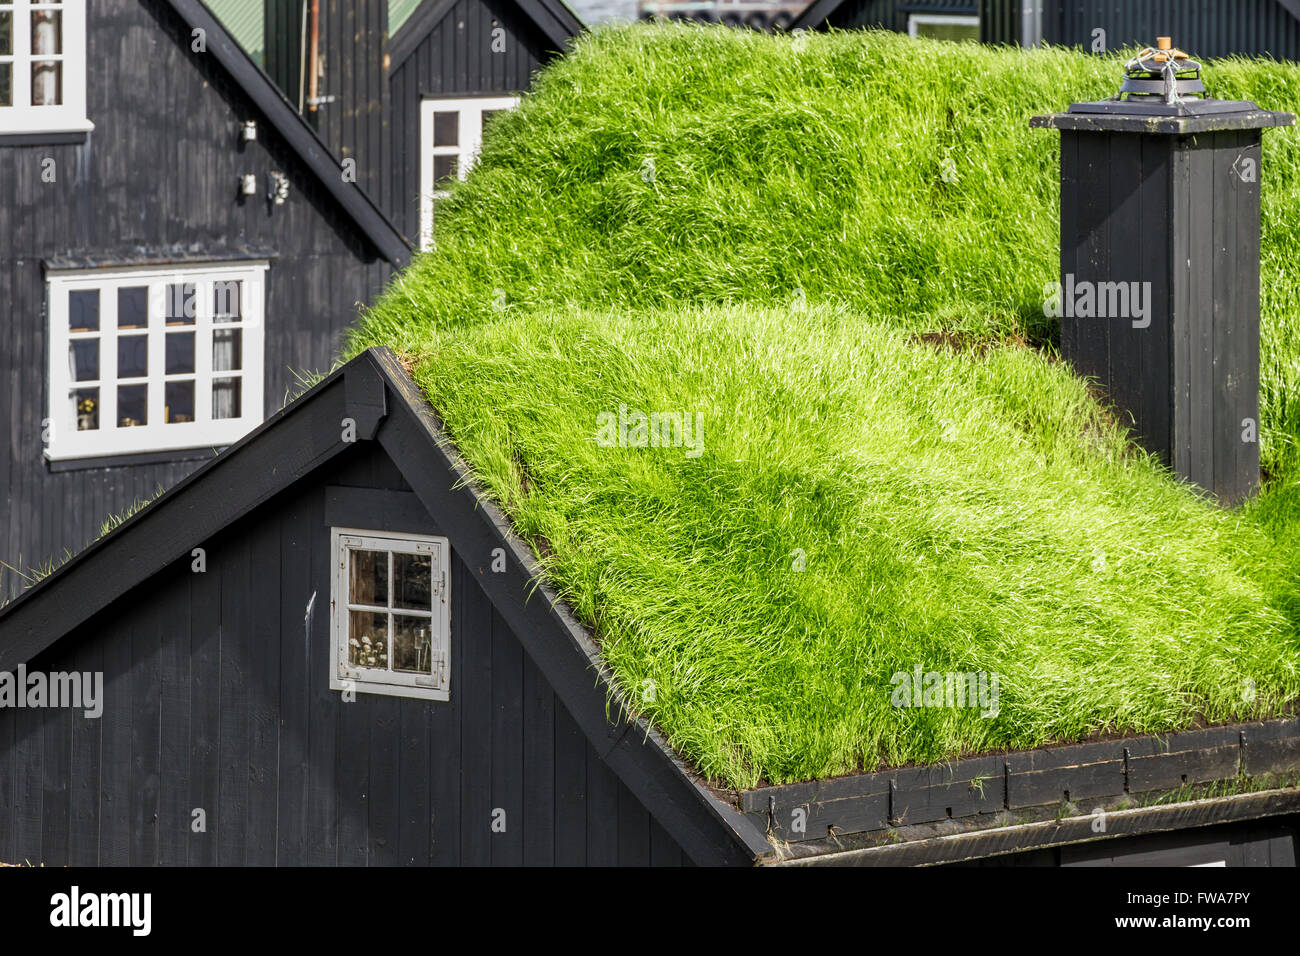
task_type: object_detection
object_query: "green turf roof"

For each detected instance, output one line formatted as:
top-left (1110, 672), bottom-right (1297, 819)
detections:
top-left (350, 23), bottom-right (1300, 790)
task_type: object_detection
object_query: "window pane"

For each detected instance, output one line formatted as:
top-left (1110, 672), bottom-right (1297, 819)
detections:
top-left (117, 286), bottom-right (148, 329)
top-left (31, 60), bottom-right (60, 106)
top-left (348, 611), bottom-right (389, 669)
top-left (434, 155), bottom-right (457, 185)
top-left (0, 12), bottom-right (11, 56)
top-left (433, 111), bottom-right (458, 147)
top-left (348, 549), bottom-right (388, 606)
top-left (481, 109), bottom-right (505, 129)
top-left (69, 339), bottom-right (98, 381)
top-left (166, 331), bottom-right (194, 374)
top-left (117, 334), bottom-right (147, 378)
top-left (212, 328), bottom-right (241, 371)
top-left (31, 10), bottom-right (60, 55)
top-left (393, 552), bottom-right (432, 610)
top-left (165, 380), bottom-right (194, 423)
top-left (0, 64), bottom-right (10, 108)
top-left (211, 377), bottom-right (241, 419)
top-left (72, 387), bottom-right (98, 431)
top-left (69, 289), bottom-right (99, 332)
top-left (117, 384), bottom-right (147, 427)
top-left (165, 282), bottom-right (196, 325)
top-left (212, 280), bottom-right (241, 322)
top-left (392, 615), bottom-right (433, 674)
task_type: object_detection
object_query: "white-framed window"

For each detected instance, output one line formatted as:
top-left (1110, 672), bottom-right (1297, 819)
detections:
top-left (45, 262), bottom-right (268, 461)
top-left (330, 529), bottom-right (451, 702)
top-left (0, 0), bottom-right (92, 135)
top-left (418, 95), bottom-right (519, 250)
top-left (907, 13), bottom-right (980, 43)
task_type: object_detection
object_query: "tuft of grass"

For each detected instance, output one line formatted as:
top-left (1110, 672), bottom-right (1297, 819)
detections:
top-left (345, 24), bottom-right (1300, 789)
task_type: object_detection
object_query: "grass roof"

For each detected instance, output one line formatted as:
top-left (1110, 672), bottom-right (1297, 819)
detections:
top-left (346, 23), bottom-right (1300, 790)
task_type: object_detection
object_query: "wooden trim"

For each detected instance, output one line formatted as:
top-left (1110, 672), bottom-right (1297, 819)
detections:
top-left (772, 787), bottom-right (1300, 866)
top-left (46, 447), bottom-right (219, 473)
top-left (323, 487), bottom-right (434, 533)
top-left (0, 131), bottom-right (89, 146)
top-left (745, 718), bottom-right (1300, 844)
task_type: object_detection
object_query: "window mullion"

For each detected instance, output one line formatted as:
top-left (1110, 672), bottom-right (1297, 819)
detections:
top-left (13, 0), bottom-right (30, 108)
top-left (147, 280), bottom-right (165, 429)
top-left (102, 279), bottom-right (119, 435)
top-left (386, 551), bottom-right (394, 672)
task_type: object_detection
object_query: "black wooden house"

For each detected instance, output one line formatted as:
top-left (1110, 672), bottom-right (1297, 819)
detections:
top-left (0, 347), bottom-right (1297, 867)
top-left (797, 0), bottom-right (1300, 60)
top-left (2, 0), bottom-right (583, 599)
top-left (0, 0), bottom-right (411, 600)
top-left (255, 0), bottom-right (583, 248)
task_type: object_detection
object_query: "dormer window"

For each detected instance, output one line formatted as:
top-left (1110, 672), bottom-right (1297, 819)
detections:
top-left (0, 0), bottom-right (91, 137)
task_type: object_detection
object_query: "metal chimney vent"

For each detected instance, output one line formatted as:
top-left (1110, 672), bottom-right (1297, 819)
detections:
top-left (1117, 37), bottom-right (1206, 106)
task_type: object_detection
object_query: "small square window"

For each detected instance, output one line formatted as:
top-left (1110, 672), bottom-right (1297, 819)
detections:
top-left (331, 530), bottom-right (450, 702)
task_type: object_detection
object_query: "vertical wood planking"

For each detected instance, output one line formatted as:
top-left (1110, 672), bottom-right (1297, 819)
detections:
top-left (276, 491), bottom-right (306, 857)
top-left (246, 516), bottom-right (283, 865)
top-left (68, 635), bottom-right (104, 866)
top-left (521, 650), bottom-right (556, 866)
top-left (459, 558), bottom-right (494, 865)
top-left (553, 701), bottom-right (587, 865)
top-left (1139, 133), bottom-right (1172, 460)
top-left (157, 573), bottom-right (192, 866)
top-left (216, 537), bottom-right (251, 865)
top-left (1186, 136), bottom-right (1216, 492)
top-left (188, 544), bottom-right (222, 866)
top-left (1236, 130), bottom-right (1263, 497)
top-left (397, 698), bottom-right (431, 865)
top-left (490, 605), bottom-right (524, 865)
top-left (129, 588), bottom-right (164, 866)
top-left (1171, 137), bottom-right (1194, 478)
top-left (585, 742), bottom-right (620, 865)
top-left (1106, 133), bottom-right (1145, 452)
top-left (99, 622), bottom-right (132, 865)
top-left (368, 695), bottom-right (402, 864)
top-left (427, 555), bottom-right (465, 865)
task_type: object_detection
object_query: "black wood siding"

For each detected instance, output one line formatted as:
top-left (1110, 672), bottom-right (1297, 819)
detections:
top-left (980, 0), bottom-right (1300, 59)
top-left (0, 441), bottom-right (687, 866)
top-left (0, 0), bottom-right (394, 599)
top-left (386, 0), bottom-right (559, 238)
top-left (264, 0), bottom-right (389, 200)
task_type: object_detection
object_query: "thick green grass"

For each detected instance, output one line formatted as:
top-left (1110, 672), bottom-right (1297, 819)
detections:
top-left (347, 24), bottom-right (1300, 788)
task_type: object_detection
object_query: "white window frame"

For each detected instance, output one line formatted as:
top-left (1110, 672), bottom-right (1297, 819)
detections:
top-left (45, 261), bottom-right (268, 461)
top-left (330, 529), bottom-right (451, 702)
top-left (418, 95), bottom-right (519, 251)
top-left (907, 13), bottom-right (980, 39)
top-left (0, 0), bottom-right (93, 134)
